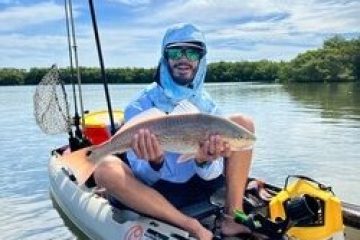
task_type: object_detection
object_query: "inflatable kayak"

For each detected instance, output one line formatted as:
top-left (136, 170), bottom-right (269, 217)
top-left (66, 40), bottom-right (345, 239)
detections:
top-left (49, 147), bottom-right (360, 240)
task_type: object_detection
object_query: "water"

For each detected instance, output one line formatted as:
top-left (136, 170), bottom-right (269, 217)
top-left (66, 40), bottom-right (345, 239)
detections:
top-left (0, 82), bottom-right (359, 239)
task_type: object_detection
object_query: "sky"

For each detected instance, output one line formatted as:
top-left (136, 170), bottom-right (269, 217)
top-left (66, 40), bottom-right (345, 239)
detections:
top-left (0, 0), bottom-right (359, 69)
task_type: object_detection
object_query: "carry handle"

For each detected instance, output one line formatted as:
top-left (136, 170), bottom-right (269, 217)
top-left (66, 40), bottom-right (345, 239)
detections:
top-left (284, 175), bottom-right (334, 195)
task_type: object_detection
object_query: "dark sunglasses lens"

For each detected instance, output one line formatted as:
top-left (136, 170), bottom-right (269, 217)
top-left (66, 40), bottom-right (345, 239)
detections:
top-left (166, 47), bottom-right (203, 61)
top-left (167, 48), bottom-right (183, 60)
top-left (185, 48), bottom-right (202, 61)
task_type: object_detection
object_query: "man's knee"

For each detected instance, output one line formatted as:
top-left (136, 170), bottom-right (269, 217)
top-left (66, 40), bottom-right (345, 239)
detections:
top-left (229, 114), bottom-right (255, 133)
top-left (93, 158), bottom-right (131, 190)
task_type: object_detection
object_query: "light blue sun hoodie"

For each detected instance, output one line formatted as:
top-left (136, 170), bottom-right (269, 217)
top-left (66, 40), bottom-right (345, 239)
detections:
top-left (124, 23), bottom-right (224, 185)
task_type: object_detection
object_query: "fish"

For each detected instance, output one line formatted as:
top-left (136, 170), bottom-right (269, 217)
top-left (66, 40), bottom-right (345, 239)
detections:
top-left (61, 101), bottom-right (256, 184)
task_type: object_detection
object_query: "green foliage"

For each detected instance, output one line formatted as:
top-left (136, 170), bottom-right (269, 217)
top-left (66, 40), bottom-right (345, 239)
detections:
top-left (0, 35), bottom-right (359, 85)
top-left (280, 35), bottom-right (360, 82)
top-left (0, 68), bottom-right (26, 85)
top-left (24, 68), bottom-right (49, 85)
top-left (206, 60), bottom-right (281, 82)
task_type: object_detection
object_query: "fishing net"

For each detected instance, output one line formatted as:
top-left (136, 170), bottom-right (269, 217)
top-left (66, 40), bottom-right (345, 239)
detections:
top-left (33, 65), bottom-right (71, 135)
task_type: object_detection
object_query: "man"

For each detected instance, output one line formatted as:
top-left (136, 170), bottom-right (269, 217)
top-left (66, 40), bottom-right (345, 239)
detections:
top-left (94, 23), bottom-right (255, 239)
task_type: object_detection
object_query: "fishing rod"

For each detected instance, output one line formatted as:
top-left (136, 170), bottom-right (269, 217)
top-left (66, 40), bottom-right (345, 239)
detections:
top-left (64, 0), bottom-right (82, 140)
top-left (67, 0), bottom-right (86, 132)
top-left (88, 0), bottom-right (116, 135)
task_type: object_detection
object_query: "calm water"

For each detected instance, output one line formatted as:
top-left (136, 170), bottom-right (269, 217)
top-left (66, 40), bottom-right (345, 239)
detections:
top-left (0, 82), bottom-right (359, 239)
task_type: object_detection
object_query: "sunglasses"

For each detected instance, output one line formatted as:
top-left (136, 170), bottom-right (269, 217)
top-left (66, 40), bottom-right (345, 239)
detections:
top-left (165, 47), bottom-right (204, 61)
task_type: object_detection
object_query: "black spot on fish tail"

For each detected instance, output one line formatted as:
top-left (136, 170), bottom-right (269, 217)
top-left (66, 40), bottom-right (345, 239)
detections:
top-left (86, 150), bottom-right (92, 157)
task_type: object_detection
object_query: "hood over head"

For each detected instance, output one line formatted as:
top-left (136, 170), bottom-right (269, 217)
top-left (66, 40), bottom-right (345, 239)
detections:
top-left (159, 23), bottom-right (207, 102)
top-left (144, 23), bottom-right (217, 114)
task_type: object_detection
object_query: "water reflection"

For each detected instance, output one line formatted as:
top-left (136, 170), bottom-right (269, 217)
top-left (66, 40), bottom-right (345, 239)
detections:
top-left (50, 194), bottom-right (88, 240)
top-left (284, 82), bottom-right (360, 122)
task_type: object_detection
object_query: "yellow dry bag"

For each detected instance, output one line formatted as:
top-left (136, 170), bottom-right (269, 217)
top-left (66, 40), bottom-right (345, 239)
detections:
top-left (269, 175), bottom-right (344, 240)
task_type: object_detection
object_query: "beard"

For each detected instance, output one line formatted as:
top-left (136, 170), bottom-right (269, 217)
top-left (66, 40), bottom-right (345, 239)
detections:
top-left (169, 62), bottom-right (198, 86)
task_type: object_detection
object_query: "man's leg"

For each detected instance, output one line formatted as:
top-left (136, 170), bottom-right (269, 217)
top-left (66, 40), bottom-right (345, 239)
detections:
top-left (93, 156), bottom-right (212, 240)
top-left (222, 114), bottom-right (255, 236)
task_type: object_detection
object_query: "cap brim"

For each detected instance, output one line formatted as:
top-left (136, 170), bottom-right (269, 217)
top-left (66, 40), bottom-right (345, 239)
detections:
top-left (166, 42), bottom-right (205, 50)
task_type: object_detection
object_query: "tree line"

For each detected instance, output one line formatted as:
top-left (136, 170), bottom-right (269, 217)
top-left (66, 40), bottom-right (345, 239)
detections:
top-left (1, 35), bottom-right (359, 86)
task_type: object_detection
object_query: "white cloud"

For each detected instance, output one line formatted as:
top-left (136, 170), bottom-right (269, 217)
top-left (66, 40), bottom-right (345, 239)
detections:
top-left (0, 2), bottom-right (64, 32)
top-left (280, 0), bottom-right (360, 33)
top-left (77, 26), bottom-right (164, 67)
top-left (149, 0), bottom-right (359, 61)
top-left (0, 33), bottom-right (69, 68)
top-left (107, 0), bottom-right (152, 6)
top-left (126, 0), bottom-right (358, 63)
top-left (0, 0), bottom-right (359, 68)
top-left (0, 25), bottom-right (162, 68)
top-left (208, 42), bottom-right (311, 63)
top-left (140, 0), bottom-right (359, 34)
top-left (138, 0), bottom-right (281, 26)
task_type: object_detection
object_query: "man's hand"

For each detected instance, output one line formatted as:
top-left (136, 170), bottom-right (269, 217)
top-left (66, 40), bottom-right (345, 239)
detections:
top-left (131, 128), bottom-right (164, 164)
top-left (195, 134), bottom-right (231, 164)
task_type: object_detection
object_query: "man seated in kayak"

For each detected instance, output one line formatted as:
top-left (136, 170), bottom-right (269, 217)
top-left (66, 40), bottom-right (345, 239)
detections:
top-left (93, 23), bottom-right (255, 239)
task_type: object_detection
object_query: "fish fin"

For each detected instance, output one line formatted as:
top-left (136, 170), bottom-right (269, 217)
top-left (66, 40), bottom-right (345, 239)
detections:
top-left (170, 100), bottom-right (200, 115)
top-left (233, 144), bottom-right (254, 152)
top-left (116, 108), bottom-right (166, 134)
top-left (177, 153), bottom-right (196, 163)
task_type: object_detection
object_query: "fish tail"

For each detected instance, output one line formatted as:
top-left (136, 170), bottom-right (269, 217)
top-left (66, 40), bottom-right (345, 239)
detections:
top-left (87, 141), bottom-right (129, 164)
top-left (87, 145), bottom-right (107, 165)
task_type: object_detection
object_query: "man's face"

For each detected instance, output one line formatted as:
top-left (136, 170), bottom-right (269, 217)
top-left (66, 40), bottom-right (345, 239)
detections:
top-left (165, 47), bottom-right (203, 86)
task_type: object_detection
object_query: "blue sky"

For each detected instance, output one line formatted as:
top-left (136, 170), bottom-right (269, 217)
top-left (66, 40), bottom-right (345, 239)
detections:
top-left (0, 0), bottom-right (359, 69)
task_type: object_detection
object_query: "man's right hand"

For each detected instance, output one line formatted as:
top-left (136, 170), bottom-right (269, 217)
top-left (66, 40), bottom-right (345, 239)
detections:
top-left (195, 134), bottom-right (231, 164)
top-left (131, 128), bottom-right (164, 164)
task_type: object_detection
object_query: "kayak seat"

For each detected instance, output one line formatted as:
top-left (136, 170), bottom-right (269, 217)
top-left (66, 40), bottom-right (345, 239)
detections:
top-left (108, 191), bottom-right (223, 220)
top-left (179, 200), bottom-right (222, 219)
top-left (109, 194), bottom-right (222, 220)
